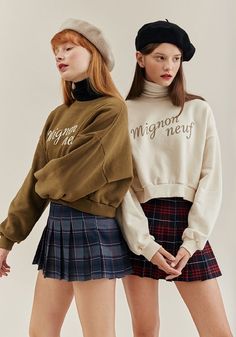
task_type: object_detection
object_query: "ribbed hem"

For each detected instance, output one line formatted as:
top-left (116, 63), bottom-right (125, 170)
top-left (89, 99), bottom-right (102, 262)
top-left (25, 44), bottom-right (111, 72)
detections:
top-left (51, 198), bottom-right (117, 218)
top-left (141, 240), bottom-right (162, 261)
top-left (180, 240), bottom-right (199, 256)
top-left (0, 235), bottom-right (14, 250)
top-left (135, 184), bottom-right (196, 203)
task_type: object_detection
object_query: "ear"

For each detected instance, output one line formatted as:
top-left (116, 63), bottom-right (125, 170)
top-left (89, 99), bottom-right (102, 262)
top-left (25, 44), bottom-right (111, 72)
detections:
top-left (136, 51), bottom-right (145, 68)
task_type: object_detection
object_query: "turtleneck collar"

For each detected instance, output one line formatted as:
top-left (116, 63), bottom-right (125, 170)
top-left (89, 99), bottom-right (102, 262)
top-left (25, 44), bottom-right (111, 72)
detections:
top-left (72, 78), bottom-right (104, 101)
top-left (142, 79), bottom-right (168, 99)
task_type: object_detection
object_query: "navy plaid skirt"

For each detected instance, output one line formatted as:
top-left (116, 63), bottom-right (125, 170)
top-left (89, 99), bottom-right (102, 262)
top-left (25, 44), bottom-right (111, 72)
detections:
top-left (129, 198), bottom-right (222, 282)
top-left (33, 202), bottom-right (132, 281)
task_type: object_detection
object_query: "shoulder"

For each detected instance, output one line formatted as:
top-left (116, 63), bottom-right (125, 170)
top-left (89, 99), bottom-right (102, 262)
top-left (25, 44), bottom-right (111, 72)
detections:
top-left (98, 96), bottom-right (127, 113)
top-left (185, 98), bottom-right (212, 112)
top-left (45, 103), bottom-right (68, 121)
top-left (91, 97), bottom-right (128, 121)
top-left (184, 99), bottom-right (214, 118)
top-left (41, 103), bottom-right (68, 132)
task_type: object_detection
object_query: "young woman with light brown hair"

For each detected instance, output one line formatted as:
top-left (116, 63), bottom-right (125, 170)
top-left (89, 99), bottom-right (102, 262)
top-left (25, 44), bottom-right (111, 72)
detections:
top-left (119, 20), bottom-right (233, 337)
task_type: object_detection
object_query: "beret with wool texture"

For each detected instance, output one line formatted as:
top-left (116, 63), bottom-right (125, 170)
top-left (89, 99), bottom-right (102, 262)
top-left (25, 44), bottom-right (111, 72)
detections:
top-left (135, 20), bottom-right (195, 61)
top-left (59, 18), bottom-right (115, 71)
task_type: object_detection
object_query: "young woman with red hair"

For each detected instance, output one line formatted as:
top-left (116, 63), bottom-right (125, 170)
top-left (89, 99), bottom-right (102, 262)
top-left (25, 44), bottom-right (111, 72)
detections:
top-left (0, 18), bottom-right (133, 337)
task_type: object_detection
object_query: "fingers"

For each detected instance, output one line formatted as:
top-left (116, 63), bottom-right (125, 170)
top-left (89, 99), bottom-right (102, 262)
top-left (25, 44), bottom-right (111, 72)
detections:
top-left (165, 273), bottom-right (180, 281)
top-left (151, 247), bottom-right (191, 280)
top-left (0, 266), bottom-right (11, 277)
top-left (3, 261), bottom-right (10, 268)
top-left (161, 262), bottom-right (181, 276)
top-left (0, 260), bottom-right (11, 278)
top-left (170, 251), bottom-right (183, 268)
top-left (151, 252), bottom-right (181, 276)
top-left (165, 249), bottom-right (190, 280)
top-left (165, 257), bottom-right (187, 281)
top-left (3, 262), bottom-right (11, 272)
top-left (158, 247), bottom-right (176, 262)
top-left (0, 268), bottom-right (10, 277)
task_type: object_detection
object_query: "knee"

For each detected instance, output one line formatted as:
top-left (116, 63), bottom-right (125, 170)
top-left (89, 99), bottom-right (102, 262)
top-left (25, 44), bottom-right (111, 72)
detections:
top-left (29, 328), bottom-right (38, 337)
top-left (200, 329), bottom-right (233, 337)
top-left (213, 332), bottom-right (233, 337)
top-left (29, 326), bottom-right (58, 337)
top-left (133, 321), bottom-right (160, 337)
top-left (29, 327), bottom-right (43, 337)
top-left (134, 328), bottom-right (159, 337)
top-left (29, 325), bottom-right (37, 337)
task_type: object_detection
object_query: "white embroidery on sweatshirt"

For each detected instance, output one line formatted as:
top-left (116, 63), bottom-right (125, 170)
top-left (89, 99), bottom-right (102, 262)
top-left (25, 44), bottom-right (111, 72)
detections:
top-left (46, 125), bottom-right (78, 145)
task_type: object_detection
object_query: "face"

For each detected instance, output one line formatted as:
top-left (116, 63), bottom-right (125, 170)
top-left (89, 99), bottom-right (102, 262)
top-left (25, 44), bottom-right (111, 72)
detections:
top-left (54, 42), bottom-right (91, 82)
top-left (137, 43), bottom-right (181, 86)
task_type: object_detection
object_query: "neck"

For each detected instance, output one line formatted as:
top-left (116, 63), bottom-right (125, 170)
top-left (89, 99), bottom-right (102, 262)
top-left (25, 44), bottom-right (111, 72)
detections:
top-left (142, 79), bottom-right (168, 99)
top-left (72, 78), bottom-right (103, 101)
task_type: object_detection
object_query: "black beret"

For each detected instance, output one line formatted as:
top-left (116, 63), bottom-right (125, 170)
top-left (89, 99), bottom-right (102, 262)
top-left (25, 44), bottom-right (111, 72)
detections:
top-left (135, 20), bottom-right (195, 61)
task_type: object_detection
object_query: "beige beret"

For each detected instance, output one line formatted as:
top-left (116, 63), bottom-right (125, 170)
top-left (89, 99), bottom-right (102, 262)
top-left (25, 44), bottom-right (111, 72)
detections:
top-left (59, 18), bottom-right (115, 71)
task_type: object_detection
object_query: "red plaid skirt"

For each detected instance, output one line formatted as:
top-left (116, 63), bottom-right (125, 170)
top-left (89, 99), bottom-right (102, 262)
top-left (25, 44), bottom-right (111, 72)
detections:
top-left (129, 198), bottom-right (222, 282)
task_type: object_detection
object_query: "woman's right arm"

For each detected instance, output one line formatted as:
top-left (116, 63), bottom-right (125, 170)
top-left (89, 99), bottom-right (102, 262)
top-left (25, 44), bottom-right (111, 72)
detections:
top-left (0, 248), bottom-right (10, 277)
top-left (0, 136), bottom-right (49, 251)
top-left (117, 187), bottom-right (181, 276)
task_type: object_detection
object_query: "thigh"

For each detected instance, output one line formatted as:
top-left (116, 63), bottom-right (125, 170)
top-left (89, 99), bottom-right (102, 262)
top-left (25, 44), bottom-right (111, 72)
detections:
top-left (73, 278), bottom-right (116, 337)
top-left (122, 275), bottom-right (160, 333)
top-left (29, 271), bottom-right (74, 337)
top-left (175, 279), bottom-right (233, 337)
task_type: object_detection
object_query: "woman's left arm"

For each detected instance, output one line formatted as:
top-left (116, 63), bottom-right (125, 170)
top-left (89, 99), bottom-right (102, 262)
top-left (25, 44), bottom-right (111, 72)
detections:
top-left (181, 107), bottom-right (222, 256)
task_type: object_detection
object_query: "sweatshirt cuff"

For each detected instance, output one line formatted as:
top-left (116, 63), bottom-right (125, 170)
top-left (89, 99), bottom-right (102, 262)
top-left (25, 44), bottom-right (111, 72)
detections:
top-left (180, 239), bottom-right (199, 256)
top-left (141, 240), bottom-right (162, 261)
top-left (0, 234), bottom-right (14, 250)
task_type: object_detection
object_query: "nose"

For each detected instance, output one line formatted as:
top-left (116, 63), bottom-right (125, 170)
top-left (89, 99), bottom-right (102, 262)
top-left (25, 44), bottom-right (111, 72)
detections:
top-left (55, 51), bottom-right (65, 62)
top-left (163, 59), bottom-right (173, 71)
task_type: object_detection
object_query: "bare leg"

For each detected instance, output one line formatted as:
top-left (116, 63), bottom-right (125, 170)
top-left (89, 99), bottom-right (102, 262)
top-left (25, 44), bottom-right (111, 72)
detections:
top-left (175, 278), bottom-right (233, 337)
top-left (122, 275), bottom-right (160, 337)
top-left (29, 271), bottom-right (74, 337)
top-left (73, 278), bottom-right (116, 337)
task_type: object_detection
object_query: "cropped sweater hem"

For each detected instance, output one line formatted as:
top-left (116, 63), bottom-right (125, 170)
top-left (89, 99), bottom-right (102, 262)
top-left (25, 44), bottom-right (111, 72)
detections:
top-left (135, 183), bottom-right (196, 203)
top-left (56, 198), bottom-right (117, 218)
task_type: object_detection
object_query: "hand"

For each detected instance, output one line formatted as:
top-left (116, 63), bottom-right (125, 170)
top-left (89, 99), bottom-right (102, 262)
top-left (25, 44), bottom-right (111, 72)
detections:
top-left (151, 247), bottom-right (181, 277)
top-left (165, 247), bottom-right (191, 280)
top-left (0, 248), bottom-right (11, 278)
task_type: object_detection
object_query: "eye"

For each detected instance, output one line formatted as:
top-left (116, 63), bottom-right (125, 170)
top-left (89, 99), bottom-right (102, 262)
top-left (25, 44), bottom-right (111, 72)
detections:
top-left (66, 46), bottom-right (73, 51)
top-left (155, 56), bottom-right (164, 61)
top-left (173, 56), bottom-right (181, 62)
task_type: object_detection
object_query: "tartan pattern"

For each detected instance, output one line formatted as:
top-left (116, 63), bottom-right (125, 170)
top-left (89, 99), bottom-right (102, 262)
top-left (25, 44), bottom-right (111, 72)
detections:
top-left (129, 198), bottom-right (222, 282)
top-left (33, 202), bottom-right (132, 281)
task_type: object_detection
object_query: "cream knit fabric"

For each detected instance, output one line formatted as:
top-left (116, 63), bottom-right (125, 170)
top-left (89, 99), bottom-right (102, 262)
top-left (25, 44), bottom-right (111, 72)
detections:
top-left (118, 80), bottom-right (222, 260)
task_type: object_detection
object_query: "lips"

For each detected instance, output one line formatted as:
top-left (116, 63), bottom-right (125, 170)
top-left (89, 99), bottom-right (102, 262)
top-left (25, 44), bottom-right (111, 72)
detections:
top-left (161, 74), bottom-right (172, 80)
top-left (58, 64), bottom-right (68, 71)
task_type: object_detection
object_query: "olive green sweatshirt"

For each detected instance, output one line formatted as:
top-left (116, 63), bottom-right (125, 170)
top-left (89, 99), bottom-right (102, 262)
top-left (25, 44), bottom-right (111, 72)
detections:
top-left (0, 96), bottom-right (133, 250)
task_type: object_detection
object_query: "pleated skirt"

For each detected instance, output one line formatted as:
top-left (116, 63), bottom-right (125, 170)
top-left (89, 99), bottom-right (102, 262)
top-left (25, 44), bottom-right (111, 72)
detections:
top-left (33, 202), bottom-right (132, 281)
top-left (129, 198), bottom-right (222, 282)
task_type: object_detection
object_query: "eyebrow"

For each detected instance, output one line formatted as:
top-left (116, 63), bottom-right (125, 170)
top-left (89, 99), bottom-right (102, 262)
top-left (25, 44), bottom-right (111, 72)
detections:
top-left (153, 52), bottom-right (182, 57)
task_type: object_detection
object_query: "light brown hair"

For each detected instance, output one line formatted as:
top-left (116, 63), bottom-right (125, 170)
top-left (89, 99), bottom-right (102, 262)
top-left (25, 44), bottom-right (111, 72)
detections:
top-left (126, 43), bottom-right (204, 112)
top-left (51, 30), bottom-right (122, 105)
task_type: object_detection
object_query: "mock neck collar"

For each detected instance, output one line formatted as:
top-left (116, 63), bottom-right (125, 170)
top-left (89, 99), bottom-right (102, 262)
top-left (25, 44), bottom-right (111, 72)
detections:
top-left (72, 78), bottom-right (103, 101)
top-left (142, 79), bottom-right (168, 99)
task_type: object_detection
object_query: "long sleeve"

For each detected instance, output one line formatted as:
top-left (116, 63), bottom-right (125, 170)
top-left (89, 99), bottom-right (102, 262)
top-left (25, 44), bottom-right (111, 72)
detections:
top-left (181, 109), bottom-right (222, 256)
top-left (34, 102), bottom-right (133, 204)
top-left (117, 187), bottom-right (161, 261)
top-left (0, 137), bottom-right (49, 250)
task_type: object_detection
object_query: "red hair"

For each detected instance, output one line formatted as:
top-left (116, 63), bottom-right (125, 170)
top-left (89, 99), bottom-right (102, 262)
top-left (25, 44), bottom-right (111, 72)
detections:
top-left (51, 30), bottom-right (122, 105)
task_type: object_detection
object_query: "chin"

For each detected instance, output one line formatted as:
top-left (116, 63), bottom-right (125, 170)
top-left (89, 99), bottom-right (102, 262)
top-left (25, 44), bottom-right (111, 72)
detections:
top-left (60, 74), bottom-right (73, 81)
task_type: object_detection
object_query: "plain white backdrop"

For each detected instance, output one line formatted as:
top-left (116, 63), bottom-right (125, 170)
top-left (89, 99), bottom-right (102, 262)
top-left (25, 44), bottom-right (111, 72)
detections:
top-left (0, 0), bottom-right (235, 336)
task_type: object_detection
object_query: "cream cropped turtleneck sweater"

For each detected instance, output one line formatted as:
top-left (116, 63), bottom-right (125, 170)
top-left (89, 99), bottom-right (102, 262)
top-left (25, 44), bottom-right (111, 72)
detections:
top-left (118, 80), bottom-right (222, 260)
